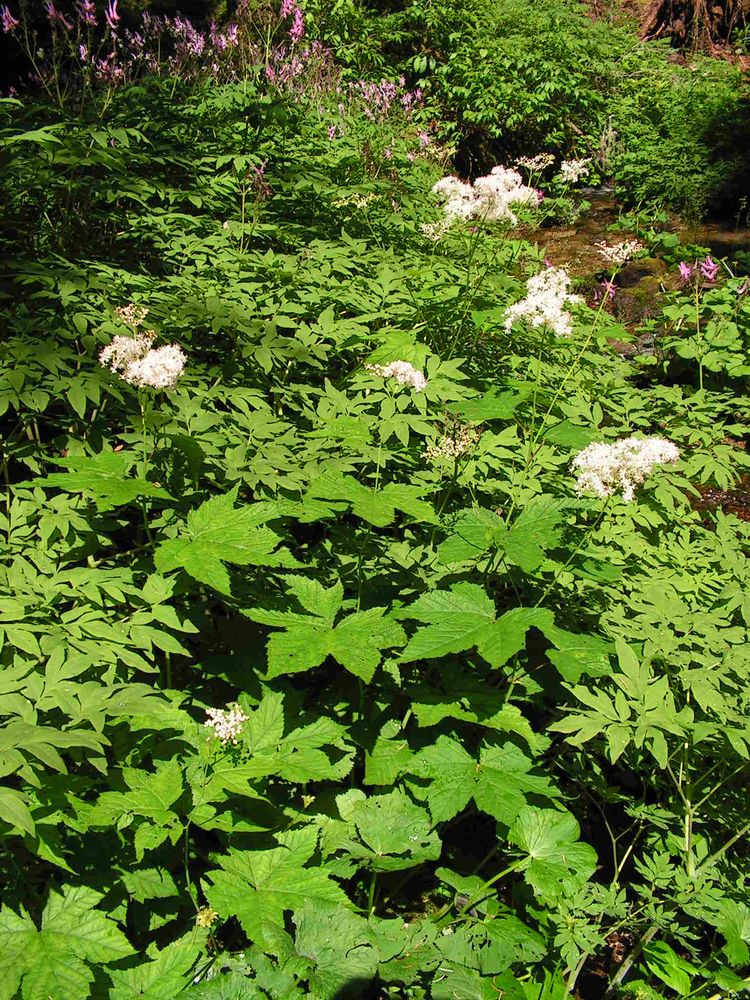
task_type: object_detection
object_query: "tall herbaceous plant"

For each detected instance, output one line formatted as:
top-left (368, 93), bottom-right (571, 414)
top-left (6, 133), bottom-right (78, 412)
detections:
top-left (1, 1), bottom-right (750, 998)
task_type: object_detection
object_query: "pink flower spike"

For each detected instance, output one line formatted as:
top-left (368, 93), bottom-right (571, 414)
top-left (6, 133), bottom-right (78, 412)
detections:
top-left (678, 261), bottom-right (693, 283)
top-left (699, 255), bottom-right (719, 282)
top-left (1, 4), bottom-right (19, 32)
top-left (45, 2), bottom-right (73, 29)
top-left (76, 0), bottom-right (96, 25)
top-left (289, 6), bottom-right (304, 42)
top-left (327, 124), bottom-right (336, 140)
top-left (280, 0), bottom-right (294, 16)
top-left (104, 0), bottom-right (119, 30)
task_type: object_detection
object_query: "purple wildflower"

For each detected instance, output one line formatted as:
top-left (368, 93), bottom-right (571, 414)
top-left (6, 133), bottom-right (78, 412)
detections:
top-left (280, 0), bottom-right (294, 16)
top-left (699, 255), bottom-right (719, 282)
top-left (418, 131), bottom-right (431, 148)
top-left (678, 261), bottom-right (693, 283)
top-left (104, 0), bottom-right (119, 30)
top-left (76, 0), bottom-right (96, 26)
top-left (289, 6), bottom-right (304, 42)
top-left (79, 42), bottom-right (87, 60)
top-left (327, 124), bottom-right (336, 140)
top-left (45, 2), bottom-right (73, 29)
top-left (1, 4), bottom-right (19, 32)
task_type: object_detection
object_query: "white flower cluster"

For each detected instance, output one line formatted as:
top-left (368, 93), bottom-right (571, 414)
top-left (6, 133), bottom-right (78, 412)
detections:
top-left (504, 266), bottom-right (582, 338)
top-left (365, 360), bottom-right (428, 392)
top-left (205, 705), bottom-right (248, 746)
top-left (114, 303), bottom-right (149, 328)
top-left (420, 218), bottom-right (454, 242)
top-left (571, 436), bottom-right (680, 501)
top-left (99, 333), bottom-right (186, 390)
top-left (333, 192), bottom-right (379, 209)
top-left (595, 239), bottom-right (644, 265)
top-left (431, 166), bottom-right (538, 225)
top-left (558, 158), bottom-right (591, 184)
top-left (516, 153), bottom-right (555, 172)
top-left (424, 416), bottom-right (480, 462)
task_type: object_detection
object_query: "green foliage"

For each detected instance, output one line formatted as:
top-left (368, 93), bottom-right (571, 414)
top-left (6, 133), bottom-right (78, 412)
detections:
top-left (1, 19), bottom-right (750, 1000)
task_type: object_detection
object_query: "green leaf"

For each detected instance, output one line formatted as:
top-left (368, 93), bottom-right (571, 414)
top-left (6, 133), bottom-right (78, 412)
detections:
top-left (109, 934), bottom-right (204, 999)
top-left (204, 826), bottom-right (351, 945)
top-left (508, 807), bottom-right (597, 904)
top-left (292, 901), bottom-right (378, 1000)
top-left (0, 786), bottom-right (35, 836)
top-left (348, 789), bottom-right (441, 871)
top-left (16, 452), bottom-right (171, 510)
top-left (88, 758), bottom-right (183, 827)
top-left (411, 737), bottom-right (559, 825)
top-left (496, 496), bottom-right (566, 573)
top-left (0, 886), bottom-right (134, 1000)
top-left (155, 489), bottom-right (286, 594)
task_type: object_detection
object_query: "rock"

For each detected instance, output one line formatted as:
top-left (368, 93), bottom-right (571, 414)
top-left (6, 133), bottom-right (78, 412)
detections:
top-left (617, 256), bottom-right (667, 288)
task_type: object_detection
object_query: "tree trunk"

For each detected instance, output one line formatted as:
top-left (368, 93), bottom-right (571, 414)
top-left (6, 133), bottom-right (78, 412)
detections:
top-left (640, 0), bottom-right (750, 52)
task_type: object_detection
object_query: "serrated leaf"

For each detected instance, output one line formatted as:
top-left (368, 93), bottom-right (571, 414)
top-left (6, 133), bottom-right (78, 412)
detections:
top-left (348, 789), bottom-right (441, 871)
top-left (155, 489), bottom-right (285, 594)
top-left (508, 807), bottom-right (597, 904)
top-left (411, 737), bottom-right (559, 825)
top-left (292, 901), bottom-right (378, 1000)
top-left (496, 496), bottom-right (566, 573)
top-left (204, 826), bottom-right (351, 945)
top-left (16, 451), bottom-right (171, 510)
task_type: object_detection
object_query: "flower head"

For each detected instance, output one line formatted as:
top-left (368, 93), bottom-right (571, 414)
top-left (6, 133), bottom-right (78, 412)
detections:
top-left (595, 240), bottom-right (644, 266)
top-left (571, 436), bottom-right (680, 501)
top-left (516, 153), bottom-right (554, 173)
top-left (432, 166), bottom-right (538, 226)
top-left (678, 261), bottom-right (693, 283)
top-left (196, 905), bottom-right (219, 928)
top-left (205, 704), bottom-right (248, 746)
top-left (365, 360), bottom-right (427, 392)
top-left (424, 415), bottom-right (480, 462)
top-left (289, 6), bottom-right (304, 42)
top-left (115, 303), bottom-right (149, 328)
top-left (104, 0), bottom-right (119, 30)
top-left (99, 332), bottom-right (155, 373)
top-left (76, 0), bottom-right (96, 25)
top-left (1, 5), bottom-right (19, 32)
top-left (123, 344), bottom-right (186, 389)
top-left (558, 158), bottom-right (591, 184)
top-left (699, 255), bottom-right (719, 282)
top-left (504, 266), bottom-right (582, 338)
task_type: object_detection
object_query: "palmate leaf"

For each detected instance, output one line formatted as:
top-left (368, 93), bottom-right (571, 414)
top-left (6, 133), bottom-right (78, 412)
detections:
top-left (410, 736), bottom-right (559, 826)
top-left (246, 576), bottom-right (406, 681)
top-left (508, 807), bottom-right (597, 904)
top-left (0, 886), bottom-right (134, 1000)
top-left (439, 496), bottom-right (567, 573)
top-left (292, 901), bottom-right (378, 1000)
top-left (155, 488), bottom-right (287, 594)
top-left (204, 826), bottom-right (351, 946)
top-left (347, 789), bottom-right (441, 872)
top-left (109, 934), bottom-right (204, 999)
top-left (16, 451), bottom-right (171, 510)
top-left (306, 471), bottom-right (437, 527)
top-left (399, 583), bottom-right (609, 680)
top-left (398, 583), bottom-right (552, 668)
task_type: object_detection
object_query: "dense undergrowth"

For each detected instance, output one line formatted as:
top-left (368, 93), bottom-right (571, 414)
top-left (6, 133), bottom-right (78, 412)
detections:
top-left (2, 1), bottom-right (750, 998)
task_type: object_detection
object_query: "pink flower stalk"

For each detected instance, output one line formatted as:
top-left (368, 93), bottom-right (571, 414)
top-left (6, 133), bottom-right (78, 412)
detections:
top-left (594, 279), bottom-right (617, 303)
top-left (1, 4), bottom-right (19, 32)
top-left (104, 0), bottom-right (118, 30)
top-left (327, 124), bottom-right (336, 140)
top-left (535, 189), bottom-right (545, 203)
top-left (418, 131), bottom-right (431, 148)
top-left (45, 2), bottom-right (73, 29)
top-left (76, 0), bottom-right (96, 25)
top-left (280, 0), bottom-right (294, 16)
top-left (678, 261), bottom-right (693, 283)
top-left (289, 6), bottom-right (304, 42)
top-left (79, 42), bottom-right (87, 60)
top-left (699, 255), bottom-right (719, 282)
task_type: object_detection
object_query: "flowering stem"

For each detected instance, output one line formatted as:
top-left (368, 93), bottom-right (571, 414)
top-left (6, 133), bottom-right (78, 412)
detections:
top-left (139, 394), bottom-right (153, 544)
